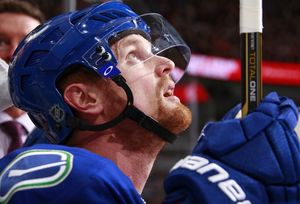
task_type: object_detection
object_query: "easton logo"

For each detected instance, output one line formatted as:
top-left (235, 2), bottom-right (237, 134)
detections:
top-left (171, 155), bottom-right (251, 204)
top-left (0, 150), bottom-right (73, 204)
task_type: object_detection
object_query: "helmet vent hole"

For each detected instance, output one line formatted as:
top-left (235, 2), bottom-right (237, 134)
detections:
top-left (70, 13), bottom-right (85, 25)
top-left (91, 11), bottom-right (127, 23)
top-left (100, 12), bottom-right (120, 19)
top-left (20, 75), bottom-right (30, 92)
top-left (25, 51), bottom-right (48, 67)
top-left (91, 14), bottom-right (111, 23)
top-left (41, 28), bottom-right (64, 44)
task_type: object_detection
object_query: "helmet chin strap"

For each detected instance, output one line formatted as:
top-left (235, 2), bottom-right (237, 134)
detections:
top-left (66, 74), bottom-right (177, 143)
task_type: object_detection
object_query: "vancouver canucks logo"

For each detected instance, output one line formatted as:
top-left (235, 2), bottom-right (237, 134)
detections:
top-left (0, 150), bottom-right (73, 204)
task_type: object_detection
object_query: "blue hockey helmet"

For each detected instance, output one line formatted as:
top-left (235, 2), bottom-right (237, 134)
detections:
top-left (9, 1), bottom-right (191, 144)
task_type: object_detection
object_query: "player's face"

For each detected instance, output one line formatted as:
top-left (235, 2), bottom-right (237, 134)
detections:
top-left (111, 34), bottom-right (192, 134)
top-left (0, 13), bottom-right (40, 63)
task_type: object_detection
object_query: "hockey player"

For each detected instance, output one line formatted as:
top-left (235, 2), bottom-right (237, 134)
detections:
top-left (0, 1), bottom-right (299, 204)
top-left (0, 1), bottom-right (191, 203)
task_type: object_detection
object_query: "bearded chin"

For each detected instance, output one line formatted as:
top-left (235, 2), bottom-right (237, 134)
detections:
top-left (157, 101), bottom-right (192, 134)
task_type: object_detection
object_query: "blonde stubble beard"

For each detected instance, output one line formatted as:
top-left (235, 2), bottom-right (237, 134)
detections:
top-left (155, 79), bottom-right (192, 135)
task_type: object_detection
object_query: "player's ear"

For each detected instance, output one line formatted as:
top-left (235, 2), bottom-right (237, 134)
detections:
top-left (63, 83), bottom-right (103, 114)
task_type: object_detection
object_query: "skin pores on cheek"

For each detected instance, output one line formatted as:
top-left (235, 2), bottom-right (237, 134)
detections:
top-left (100, 79), bottom-right (128, 121)
top-left (125, 69), bottom-right (158, 116)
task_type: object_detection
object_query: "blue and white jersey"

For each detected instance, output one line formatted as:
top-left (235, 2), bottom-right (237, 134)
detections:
top-left (0, 144), bottom-right (144, 204)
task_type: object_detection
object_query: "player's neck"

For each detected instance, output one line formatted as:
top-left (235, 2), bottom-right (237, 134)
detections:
top-left (68, 119), bottom-right (166, 193)
top-left (112, 142), bottom-right (162, 193)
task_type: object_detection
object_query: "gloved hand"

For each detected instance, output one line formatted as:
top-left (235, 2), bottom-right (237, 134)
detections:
top-left (164, 92), bottom-right (300, 204)
top-left (0, 58), bottom-right (12, 111)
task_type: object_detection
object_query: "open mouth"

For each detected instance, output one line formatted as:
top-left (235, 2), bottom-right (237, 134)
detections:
top-left (163, 89), bottom-right (174, 97)
top-left (162, 82), bottom-right (180, 103)
top-left (163, 82), bottom-right (175, 97)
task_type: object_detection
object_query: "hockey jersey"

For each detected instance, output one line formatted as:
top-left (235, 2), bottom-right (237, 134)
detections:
top-left (0, 144), bottom-right (144, 204)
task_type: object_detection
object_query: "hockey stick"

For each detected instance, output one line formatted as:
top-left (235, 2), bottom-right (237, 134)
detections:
top-left (240, 0), bottom-right (263, 117)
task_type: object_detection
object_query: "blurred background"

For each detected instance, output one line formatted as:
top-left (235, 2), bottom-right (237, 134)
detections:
top-left (19, 0), bottom-right (300, 203)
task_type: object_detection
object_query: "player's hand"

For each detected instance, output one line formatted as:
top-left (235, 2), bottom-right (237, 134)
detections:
top-left (0, 58), bottom-right (12, 111)
top-left (164, 92), bottom-right (300, 204)
top-left (193, 92), bottom-right (300, 203)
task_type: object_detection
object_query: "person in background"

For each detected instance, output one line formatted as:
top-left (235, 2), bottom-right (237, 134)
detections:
top-left (0, 1), bottom-right (299, 204)
top-left (0, 0), bottom-right (44, 158)
top-left (0, 58), bottom-right (11, 112)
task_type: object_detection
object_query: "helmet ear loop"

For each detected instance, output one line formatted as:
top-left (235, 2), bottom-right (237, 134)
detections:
top-left (65, 74), bottom-right (133, 131)
top-left (111, 75), bottom-right (134, 106)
